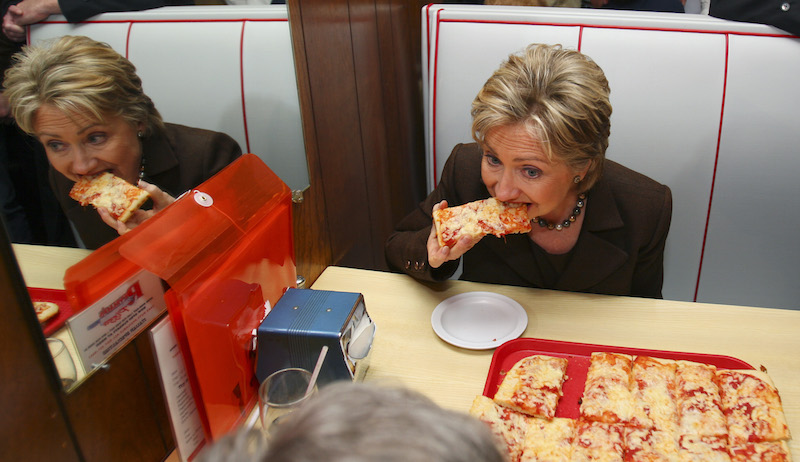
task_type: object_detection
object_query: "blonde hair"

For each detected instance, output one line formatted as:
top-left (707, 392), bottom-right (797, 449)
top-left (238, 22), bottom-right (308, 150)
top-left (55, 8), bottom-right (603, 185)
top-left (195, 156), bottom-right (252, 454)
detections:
top-left (3, 35), bottom-right (163, 136)
top-left (471, 43), bottom-right (612, 192)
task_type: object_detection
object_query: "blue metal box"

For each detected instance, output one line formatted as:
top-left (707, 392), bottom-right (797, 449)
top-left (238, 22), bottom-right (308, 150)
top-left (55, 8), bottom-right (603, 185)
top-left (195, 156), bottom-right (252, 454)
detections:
top-left (255, 288), bottom-right (375, 386)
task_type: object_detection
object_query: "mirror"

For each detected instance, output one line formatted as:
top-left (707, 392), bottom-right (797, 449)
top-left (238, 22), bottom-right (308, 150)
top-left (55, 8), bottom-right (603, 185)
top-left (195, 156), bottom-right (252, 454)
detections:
top-left (6, 3), bottom-right (308, 392)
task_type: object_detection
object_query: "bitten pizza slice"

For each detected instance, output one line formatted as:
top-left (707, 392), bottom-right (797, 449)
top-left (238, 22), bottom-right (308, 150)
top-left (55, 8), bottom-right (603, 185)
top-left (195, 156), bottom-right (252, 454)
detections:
top-left (675, 360), bottom-right (727, 438)
top-left (470, 395), bottom-right (531, 462)
top-left (623, 427), bottom-right (679, 462)
top-left (433, 197), bottom-right (531, 247)
top-left (580, 352), bottom-right (653, 428)
top-left (571, 418), bottom-right (625, 462)
top-left (69, 172), bottom-right (150, 223)
top-left (520, 417), bottom-right (575, 462)
top-left (717, 369), bottom-right (791, 445)
top-left (631, 356), bottom-right (679, 433)
top-left (678, 434), bottom-right (731, 462)
top-left (728, 441), bottom-right (792, 462)
top-left (494, 354), bottom-right (569, 419)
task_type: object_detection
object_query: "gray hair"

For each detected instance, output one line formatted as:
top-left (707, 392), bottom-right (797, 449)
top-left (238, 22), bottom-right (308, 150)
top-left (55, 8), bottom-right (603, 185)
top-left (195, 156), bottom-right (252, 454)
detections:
top-left (197, 382), bottom-right (506, 462)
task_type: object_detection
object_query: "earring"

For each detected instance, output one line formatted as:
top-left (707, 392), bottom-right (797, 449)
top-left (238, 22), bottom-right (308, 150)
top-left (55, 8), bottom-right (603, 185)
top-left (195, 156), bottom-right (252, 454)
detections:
top-left (573, 175), bottom-right (581, 184)
top-left (137, 131), bottom-right (143, 139)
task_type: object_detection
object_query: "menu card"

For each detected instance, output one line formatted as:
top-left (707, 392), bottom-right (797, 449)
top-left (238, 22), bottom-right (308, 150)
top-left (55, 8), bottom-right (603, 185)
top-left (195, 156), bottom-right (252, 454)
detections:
top-left (150, 316), bottom-right (206, 462)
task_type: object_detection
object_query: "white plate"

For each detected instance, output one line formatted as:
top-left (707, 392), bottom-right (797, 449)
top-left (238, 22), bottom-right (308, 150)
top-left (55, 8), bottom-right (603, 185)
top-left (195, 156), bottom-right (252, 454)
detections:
top-left (431, 292), bottom-right (528, 350)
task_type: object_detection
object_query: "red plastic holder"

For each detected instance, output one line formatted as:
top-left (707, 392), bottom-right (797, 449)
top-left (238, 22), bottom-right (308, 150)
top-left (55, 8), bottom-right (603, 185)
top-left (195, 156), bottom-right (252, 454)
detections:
top-left (64, 154), bottom-right (297, 441)
top-left (482, 338), bottom-right (753, 419)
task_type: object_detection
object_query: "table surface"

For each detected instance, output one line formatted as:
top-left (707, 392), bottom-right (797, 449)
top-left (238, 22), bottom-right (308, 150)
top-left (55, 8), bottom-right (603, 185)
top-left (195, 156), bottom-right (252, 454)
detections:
top-left (13, 244), bottom-right (800, 459)
top-left (310, 265), bottom-right (800, 458)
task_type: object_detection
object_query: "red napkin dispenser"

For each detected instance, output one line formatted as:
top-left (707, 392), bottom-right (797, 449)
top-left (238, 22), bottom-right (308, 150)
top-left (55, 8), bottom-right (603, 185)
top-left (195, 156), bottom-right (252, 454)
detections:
top-left (64, 154), bottom-right (297, 441)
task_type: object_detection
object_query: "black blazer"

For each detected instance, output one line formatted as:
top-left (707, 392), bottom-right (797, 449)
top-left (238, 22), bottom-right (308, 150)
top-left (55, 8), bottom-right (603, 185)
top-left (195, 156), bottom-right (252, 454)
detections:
top-left (50, 123), bottom-right (242, 249)
top-left (385, 143), bottom-right (672, 298)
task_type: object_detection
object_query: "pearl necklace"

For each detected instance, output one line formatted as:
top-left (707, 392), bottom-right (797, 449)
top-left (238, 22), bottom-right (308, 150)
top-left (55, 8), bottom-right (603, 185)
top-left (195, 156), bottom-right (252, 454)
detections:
top-left (532, 193), bottom-right (586, 231)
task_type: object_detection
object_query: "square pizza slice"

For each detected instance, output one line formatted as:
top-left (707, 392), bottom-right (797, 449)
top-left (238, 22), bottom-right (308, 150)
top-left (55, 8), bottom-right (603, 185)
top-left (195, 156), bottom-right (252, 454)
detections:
top-left (623, 427), bottom-right (679, 462)
top-left (728, 441), bottom-right (792, 462)
top-left (580, 352), bottom-right (653, 428)
top-left (470, 394), bottom-right (532, 462)
top-left (717, 370), bottom-right (791, 445)
top-left (69, 172), bottom-right (150, 223)
top-left (520, 417), bottom-right (575, 462)
top-left (632, 355), bottom-right (679, 433)
top-left (570, 418), bottom-right (625, 462)
top-left (494, 354), bottom-right (569, 419)
top-left (675, 360), bottom-right (727, 438)
top-left (433, 197), bottom-right (531, 247)
top-left (678, 434), bottom-right (731, 462)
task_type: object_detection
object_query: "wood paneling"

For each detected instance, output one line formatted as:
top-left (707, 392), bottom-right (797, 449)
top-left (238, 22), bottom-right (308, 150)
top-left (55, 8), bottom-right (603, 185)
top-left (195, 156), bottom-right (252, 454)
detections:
top-left (288, 0), bottom-right (426, 280)
top-left (0, 232), bottom-right (81, 461)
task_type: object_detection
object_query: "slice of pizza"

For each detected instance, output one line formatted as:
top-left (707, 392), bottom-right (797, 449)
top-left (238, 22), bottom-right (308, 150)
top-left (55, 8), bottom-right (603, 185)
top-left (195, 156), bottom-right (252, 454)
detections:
top-left (69, 172), bottom-right (150, 223)
top-left (520, 417), bottom-right (575, 462)
top-left (631, 356), bottom-right (679, 433)
top-left (433, 197), bottom-right (531, 247)
top-left (570, 418), bottom-right (625, 462)
top-left (678, 434), bottom-right (731, 462)
top-left (493, 354), bottom-right (569, 419)
top-left (728, 441), bottom-right (792, 462)
top-left (717, 369), bottom-right (791, 445)
top-left (470, 394), bottom-right (531, 462)
top-left (675, 360), bottom-right (727, 438)
top-left (579, 352), bottom-right (653, 428)
top-left (623, 427), bottom-right (679, 462)
top-left (34, 301), bottom-right (59, 324)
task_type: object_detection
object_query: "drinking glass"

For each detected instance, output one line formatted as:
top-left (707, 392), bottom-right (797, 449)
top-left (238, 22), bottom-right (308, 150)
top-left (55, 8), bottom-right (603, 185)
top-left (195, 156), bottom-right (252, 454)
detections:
top-left (47, 338), bottom-right (77, 389)
top-left (258, 367), bottom-right (317, 435)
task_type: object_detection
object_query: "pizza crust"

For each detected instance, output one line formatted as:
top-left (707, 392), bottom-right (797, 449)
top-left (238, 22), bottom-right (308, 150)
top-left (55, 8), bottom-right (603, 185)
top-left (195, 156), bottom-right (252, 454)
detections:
top-left (34, 301), bottom-right (59, 323)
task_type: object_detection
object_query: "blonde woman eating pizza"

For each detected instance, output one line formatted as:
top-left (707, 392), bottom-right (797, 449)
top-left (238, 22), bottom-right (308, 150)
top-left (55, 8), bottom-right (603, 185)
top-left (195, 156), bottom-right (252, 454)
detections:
top-left (385, 44), bottom-right (672, 298)
top-left (4, 35), bottom-right (241, 249)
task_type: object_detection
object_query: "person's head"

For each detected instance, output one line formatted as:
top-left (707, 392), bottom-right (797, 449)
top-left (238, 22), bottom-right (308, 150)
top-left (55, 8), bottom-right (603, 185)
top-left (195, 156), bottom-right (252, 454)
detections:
top-left (471, 43), bottom-right (611, 222)
top-left (198, 382), bottom-right (507, 462)
top-left (3, 35), bottom-right (164, 184)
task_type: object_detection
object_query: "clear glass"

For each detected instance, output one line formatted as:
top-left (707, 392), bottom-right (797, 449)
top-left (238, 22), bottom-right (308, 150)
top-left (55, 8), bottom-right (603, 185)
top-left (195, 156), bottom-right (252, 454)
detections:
top-left (47, 338), bottom-right (77, 389)
top-left (258, 367), bottom-right (317, 435)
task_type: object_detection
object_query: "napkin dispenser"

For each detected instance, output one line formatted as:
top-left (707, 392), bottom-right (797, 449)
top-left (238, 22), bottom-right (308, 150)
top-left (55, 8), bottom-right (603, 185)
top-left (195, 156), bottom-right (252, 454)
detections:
top-left (256, 288), bottom-right (375, 385)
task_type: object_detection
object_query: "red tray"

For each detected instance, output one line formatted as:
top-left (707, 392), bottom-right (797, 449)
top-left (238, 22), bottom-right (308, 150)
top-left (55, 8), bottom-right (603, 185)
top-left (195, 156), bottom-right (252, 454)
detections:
top-left (28, 287), bottom-right (74, 337)
top-left (482, 338), bottom-right (754, 419)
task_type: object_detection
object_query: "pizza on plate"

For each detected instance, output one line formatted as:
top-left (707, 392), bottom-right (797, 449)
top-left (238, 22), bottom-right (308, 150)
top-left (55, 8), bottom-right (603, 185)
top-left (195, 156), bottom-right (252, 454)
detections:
top-left (432, 197), bottom-right (531, 247)
top-left (69, 172), bottom-right (150, 222)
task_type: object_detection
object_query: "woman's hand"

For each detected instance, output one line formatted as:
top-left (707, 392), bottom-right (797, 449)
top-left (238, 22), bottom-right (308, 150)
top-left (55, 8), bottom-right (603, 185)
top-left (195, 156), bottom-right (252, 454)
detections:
top-left (97, 180), bottom-right (175, 236)
top-left (426, 200), bottom-right (480, 268)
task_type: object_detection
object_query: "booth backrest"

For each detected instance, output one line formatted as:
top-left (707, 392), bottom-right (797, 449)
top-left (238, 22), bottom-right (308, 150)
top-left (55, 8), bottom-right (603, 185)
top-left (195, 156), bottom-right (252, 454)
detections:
top-left (29, 5), bottom-right (308, 192)
top-left (423, 5), bottom-right (800, 309)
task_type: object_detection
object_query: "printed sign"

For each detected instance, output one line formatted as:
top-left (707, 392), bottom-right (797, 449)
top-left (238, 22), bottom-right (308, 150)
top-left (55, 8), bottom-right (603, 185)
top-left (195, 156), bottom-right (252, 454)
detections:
top-left (68, 269), bottom-right (166, 369)
top-left (150, 316), bottom-right (206, 462)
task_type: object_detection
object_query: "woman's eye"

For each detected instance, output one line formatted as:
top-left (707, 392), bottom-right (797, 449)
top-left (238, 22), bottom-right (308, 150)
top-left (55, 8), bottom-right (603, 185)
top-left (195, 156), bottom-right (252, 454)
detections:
top-left (483, 153), bottom-right (501, 166)
top-left (87, 133), bottom-right (107, 144)
top-left (46, 141), bottom-right (65, 152)
top-left (522, 167), bottom-right (541, 179)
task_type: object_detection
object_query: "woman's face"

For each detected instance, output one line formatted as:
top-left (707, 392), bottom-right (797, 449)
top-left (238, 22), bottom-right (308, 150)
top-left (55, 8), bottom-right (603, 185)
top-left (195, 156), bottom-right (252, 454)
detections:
top-left (481, 123), bottom-right (588, 223)
top-left (33, 104), bottom-right (143, 185)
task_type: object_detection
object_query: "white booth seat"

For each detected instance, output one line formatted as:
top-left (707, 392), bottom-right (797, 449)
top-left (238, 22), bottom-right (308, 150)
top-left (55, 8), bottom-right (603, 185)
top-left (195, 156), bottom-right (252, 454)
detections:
top-left (423, 4), bottom-right (800, 309)
top-left (29, 5), bottom-right (308, 192)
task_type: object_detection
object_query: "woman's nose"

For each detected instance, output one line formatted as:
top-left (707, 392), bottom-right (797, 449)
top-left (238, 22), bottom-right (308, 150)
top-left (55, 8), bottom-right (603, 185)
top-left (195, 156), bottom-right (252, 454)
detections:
top-left (493, 171), bottom-right (518, 202)
top-left (71, 148), bottom-right (96, 175)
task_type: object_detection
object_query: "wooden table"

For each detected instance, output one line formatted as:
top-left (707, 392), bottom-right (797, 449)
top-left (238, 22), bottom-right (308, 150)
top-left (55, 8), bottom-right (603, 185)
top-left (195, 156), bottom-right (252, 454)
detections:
top-left (310, 266), bottom-right (800, 458)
